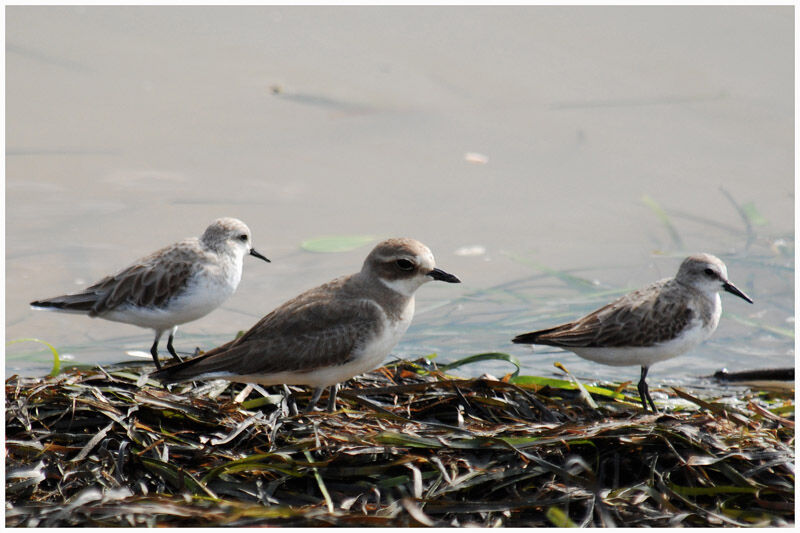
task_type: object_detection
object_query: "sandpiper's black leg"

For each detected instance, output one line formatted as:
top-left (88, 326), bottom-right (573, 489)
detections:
top-left (305, 387), bottom-right (324, 413)
top-left (638, 366), bottom-right (657, 413)
top-left (166, 329), bottom-right (183, 362)
top-left (326, 384), bottom-right (339, 413)
top-left (646, 389), bottom-right (657, 413)
top-left (150, 336), bottom-right (162, 369)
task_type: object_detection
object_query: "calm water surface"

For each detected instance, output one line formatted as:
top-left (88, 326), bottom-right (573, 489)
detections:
top-left (6, 7), bottom-right (794, 389)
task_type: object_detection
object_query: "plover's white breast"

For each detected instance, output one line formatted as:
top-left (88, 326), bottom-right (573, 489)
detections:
top-left (312, 297), bottom-right (416, 387)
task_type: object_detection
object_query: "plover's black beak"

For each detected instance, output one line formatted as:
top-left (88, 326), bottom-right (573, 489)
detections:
top-left (723, 281), bottom-right (753, 304)
top-left (428, 268), bottom-right (460, 283)
top-left (249, 248), bottom-right (271, 263)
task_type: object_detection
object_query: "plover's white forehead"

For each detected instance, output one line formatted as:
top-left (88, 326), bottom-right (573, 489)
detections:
top-left (364, 238), bottom-right (436, 270)
top-left (201, 218), bottom-right (251, 245)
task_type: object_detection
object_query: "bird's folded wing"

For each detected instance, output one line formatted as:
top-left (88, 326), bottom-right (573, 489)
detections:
top-left (536, 284), bottom-right (694, 348)
top-left (87, 249), bottom-right (197, 314)
top-left (154, 297), bottom-right (385, 381)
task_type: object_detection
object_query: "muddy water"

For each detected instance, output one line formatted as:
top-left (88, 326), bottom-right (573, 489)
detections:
top-left (6, 7), bottom-right (793, 388)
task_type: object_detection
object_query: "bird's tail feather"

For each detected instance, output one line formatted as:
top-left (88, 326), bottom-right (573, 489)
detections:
top-left (30, 293), bottom-right (99, 314)
top-left (512, 325), bottom-right (567, 345)
top-left (150, 340), bottom-right (236, 383)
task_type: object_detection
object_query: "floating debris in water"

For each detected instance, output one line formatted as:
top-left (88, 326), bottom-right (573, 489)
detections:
top-left (713, 367), bottom-right (794, 383)
top-left (464, 152), bottom-right (489, 165)
top-left (454, 245), bottom-right (486, 257)
top-left (300, 235), bottom-right (376, 253)
top-left (125, 350), bottom-right (153, 359)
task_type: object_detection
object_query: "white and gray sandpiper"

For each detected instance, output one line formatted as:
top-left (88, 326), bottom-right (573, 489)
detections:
top-left (30, 218), bottom-right (270, 369)
top-left (151, 237), bottom-right (461, 411)
top-left (513, 253), bottom-right (753, 412)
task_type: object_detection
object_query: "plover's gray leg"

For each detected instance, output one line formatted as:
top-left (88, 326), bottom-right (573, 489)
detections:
top-left (326, 384), bottom-right (339, 412)
top-left (166, 326), bottom-right (183, 362)
top-left (305, 387), bottom-right (325, 413)
top-left (282, 384), bottom-right (299, 416)
top-left (150, 330), bottom-right (165, 369)
top-left (638, 366), bottom-right (657, 413)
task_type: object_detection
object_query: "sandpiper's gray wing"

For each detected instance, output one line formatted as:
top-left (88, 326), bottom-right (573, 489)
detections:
top-left (514, 280), bottom-right (695, 348)
top-left (31, 242), bottom-right (199, 316)
top-left (151, 291), bottom-right (386, 382)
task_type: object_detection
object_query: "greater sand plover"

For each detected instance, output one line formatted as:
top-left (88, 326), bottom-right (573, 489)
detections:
top-left (151, 237), bottom-right (460, 411)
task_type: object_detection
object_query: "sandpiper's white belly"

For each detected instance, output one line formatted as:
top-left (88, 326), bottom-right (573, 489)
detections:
top-left (100, 262), bottom-right (241, 331)
top-left (570, 318), bottom-right (715, 368)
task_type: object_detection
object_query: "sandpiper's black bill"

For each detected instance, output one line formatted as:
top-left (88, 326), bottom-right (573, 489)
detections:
top-left (428, 268), bottom-right (461, 283)
top-left (723, 281), bottom-right (753, 303)
top-left (249, 248), bottom-right (271, 263)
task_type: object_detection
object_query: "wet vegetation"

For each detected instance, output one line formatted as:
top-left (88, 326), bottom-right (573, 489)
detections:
top-left (6, 356), bottom-right (794, 527)
top-left (7, 191), bottom-right (794, 526)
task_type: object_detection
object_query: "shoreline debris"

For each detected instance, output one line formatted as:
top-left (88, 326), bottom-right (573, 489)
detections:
top-left (5, 358), bottom-right (794, 527)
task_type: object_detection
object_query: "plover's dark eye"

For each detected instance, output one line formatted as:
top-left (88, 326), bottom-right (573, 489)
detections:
top-left (395, 259), bottom-right (415, 271)
top-left (704, 268), bottom-right (716, 277)
top-left (238, 234), bottom-right (248, 242)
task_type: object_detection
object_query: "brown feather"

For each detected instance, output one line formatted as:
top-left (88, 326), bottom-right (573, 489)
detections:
top-left (514, 279), bottom-right (698, 348)
top-left (152, 276), bottom-right (386, 382)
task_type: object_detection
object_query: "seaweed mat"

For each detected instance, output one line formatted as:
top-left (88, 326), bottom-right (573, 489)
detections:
top-left (5, 358), bottom-right (795, 527)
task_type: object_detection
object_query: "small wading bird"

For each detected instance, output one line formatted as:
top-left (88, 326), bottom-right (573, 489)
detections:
top-left (512, 254), bottom-right (753, 412)
top-left (31, 218), bottom-right (270, 369)
top-left (151, 238), bottom-right (461, 412)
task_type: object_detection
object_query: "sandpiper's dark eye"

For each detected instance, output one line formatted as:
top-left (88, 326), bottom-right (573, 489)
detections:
top-left (396, 259), bottom-right (414, 271)
top-left (238, 234), bottom-right (248, 242)
top-left (704, 268), bottom-right (715, 277)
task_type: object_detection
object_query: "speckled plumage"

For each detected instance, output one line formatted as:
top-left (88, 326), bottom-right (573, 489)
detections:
top-left (513, 254), bottom-right (753, 412)
top-left (519, 278), bottom-right (704, 350)
top-left (31, 218), bottom-right (270, 368)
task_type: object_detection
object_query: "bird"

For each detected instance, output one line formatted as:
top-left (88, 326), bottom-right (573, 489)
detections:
top-left (151, 237), bottom-right (461, 412)
top-left (30, 218), bottom-right (270, 369)
top-left (512, 253), bottom-right (753, 412)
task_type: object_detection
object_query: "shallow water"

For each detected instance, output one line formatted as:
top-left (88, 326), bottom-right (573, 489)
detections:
top-left (6, 6), bottom-right (794, 387)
